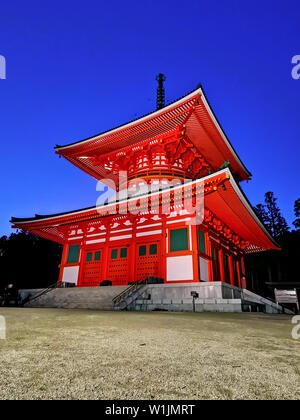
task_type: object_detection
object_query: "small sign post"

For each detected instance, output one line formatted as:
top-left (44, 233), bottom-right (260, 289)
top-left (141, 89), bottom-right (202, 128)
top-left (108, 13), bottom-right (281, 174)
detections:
top-left (191, 291), bottom-right (199, 313)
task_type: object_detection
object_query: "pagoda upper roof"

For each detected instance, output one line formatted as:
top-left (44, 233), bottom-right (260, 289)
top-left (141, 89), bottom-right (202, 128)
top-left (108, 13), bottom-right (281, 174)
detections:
top-left (55, 87), bottom-right (251, 185)
top-left (11, 168), bottom-right (278, 253)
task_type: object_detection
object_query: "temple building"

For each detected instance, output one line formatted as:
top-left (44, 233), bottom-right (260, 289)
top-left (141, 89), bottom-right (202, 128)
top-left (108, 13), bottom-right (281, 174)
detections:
top-left (11, 80), bottom-right (279, 292)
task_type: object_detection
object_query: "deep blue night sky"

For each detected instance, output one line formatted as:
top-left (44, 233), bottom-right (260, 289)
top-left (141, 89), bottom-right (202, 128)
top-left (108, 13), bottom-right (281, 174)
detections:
top-left (0, 0), bottom-right (299, 236)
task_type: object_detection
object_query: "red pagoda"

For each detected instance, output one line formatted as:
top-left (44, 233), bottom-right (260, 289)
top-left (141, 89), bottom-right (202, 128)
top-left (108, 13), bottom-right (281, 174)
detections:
top-left (11, 79), bottom-right (279, 290)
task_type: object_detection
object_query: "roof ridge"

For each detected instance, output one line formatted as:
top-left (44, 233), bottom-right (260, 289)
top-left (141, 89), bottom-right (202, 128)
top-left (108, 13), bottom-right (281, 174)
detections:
top-left (55, 86), bottom-right (201, 150)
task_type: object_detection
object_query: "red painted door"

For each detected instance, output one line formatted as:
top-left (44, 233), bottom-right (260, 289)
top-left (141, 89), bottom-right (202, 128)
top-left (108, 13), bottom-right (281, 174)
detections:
top-left (136, 241), bottom-right (160, 282)
top-left (81, 249), bottom-right (103, 287)
top-left (107, 246), bottom-right (129, 285)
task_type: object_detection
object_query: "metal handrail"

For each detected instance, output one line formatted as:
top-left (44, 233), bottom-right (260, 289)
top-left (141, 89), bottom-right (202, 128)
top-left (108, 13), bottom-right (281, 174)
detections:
top-left (23, 281), bottom-right (62, 304)
top-left (112, 278), bottom-right (147, 307)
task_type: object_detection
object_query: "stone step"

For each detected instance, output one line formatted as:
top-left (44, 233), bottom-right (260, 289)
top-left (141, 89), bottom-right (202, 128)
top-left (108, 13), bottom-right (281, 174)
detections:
top-left (20, 286), bottom-right (128, 310)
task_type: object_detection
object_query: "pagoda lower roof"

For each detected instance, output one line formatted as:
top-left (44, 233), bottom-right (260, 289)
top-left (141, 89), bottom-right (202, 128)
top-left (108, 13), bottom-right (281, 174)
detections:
top-left (55, 87), bottom-right (251, 186)
top-left (11, 169), bottom-right (278, 254)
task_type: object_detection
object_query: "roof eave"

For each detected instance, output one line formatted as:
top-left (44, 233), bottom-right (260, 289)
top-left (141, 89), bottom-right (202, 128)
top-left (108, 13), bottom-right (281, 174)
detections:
top-left (10, 168), bottom-right (278, 251)
top-left (199, 87), bottom-right (252, 180)
top-left (54, 87), bottom-right (202, 152)
top-left (55, 86), bottom-right (251, 183)
top-left (223, 168), bottom-right (280, 250)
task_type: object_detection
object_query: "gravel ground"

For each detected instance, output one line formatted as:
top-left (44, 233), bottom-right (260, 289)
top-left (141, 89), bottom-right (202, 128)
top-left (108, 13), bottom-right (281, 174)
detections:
top-left (0, 308), bottom-right (299, 400)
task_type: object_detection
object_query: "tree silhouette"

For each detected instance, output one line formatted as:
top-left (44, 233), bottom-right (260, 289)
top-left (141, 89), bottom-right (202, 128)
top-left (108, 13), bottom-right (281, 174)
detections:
top-left (0, 230), bottom-right (62, 291)
top-left (254, 192), bottom-right (289, 241)
top-left (293, 198), bottom-right (300, 230)
top-left (254, 203), bottom-right (270, 228)
top-left (247, 192), bottom-right (300, 300)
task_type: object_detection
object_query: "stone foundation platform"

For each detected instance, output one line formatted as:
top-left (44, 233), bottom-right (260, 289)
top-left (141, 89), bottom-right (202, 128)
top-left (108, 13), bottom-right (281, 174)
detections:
top-left (18, 282), bottom-right (292, 314)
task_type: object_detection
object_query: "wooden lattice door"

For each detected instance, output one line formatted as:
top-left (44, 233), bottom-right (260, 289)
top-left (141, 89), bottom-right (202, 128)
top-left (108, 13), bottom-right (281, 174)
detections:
top-left (107, 246), bottom-right (129, 285)
top-left (136, 241), bottom-right (160, 282)
top-left (81, 249), bottom-right (103, 287)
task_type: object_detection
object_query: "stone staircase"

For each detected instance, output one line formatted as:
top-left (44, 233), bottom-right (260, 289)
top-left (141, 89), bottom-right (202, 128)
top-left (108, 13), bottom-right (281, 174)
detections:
top-left (18, 282), bottom-right (294, 314)
top-left (19, 286), bottom-right (128, 310)
top-left (115, 282), bottom-right (294, 314)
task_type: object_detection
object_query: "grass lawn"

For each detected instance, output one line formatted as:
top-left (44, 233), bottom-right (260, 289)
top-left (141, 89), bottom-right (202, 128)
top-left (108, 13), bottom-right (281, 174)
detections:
top-left (0, 308), bottom-right (299, 400)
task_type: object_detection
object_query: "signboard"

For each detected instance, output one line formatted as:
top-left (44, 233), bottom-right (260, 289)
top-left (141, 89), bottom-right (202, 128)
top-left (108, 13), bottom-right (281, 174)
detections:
top-left (275, 289), bottom-right (299, 311)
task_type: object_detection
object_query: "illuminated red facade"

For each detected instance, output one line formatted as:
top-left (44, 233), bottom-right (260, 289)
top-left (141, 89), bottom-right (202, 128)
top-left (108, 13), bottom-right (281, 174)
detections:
top-left (11, 87), bottom-right (279, 288)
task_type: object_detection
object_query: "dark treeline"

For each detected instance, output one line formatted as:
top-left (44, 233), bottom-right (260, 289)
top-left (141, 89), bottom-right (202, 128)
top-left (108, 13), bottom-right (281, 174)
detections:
top-left (0, 231), bottom-right (62, 290)
top-left (245, 193), bottom-right (300, 298)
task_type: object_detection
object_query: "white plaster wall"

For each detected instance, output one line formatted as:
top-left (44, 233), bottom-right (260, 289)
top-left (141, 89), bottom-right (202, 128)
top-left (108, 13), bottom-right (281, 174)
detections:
top-left (167, 255), bottom-right (194, 281)
top-left (199, 256), bottom-right (209, 282)
top-left (62, 266), bottom-right (79, 285)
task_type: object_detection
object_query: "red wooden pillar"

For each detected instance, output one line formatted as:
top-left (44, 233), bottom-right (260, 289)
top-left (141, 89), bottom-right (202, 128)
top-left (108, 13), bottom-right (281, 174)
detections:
top-left (191, 223), bottom-right (200, 282)
top-left (102, 222), bottom-right (111, 281)
top-left (129, 216), bottom-right (137, 283)
top-left (161, 215), bottom-right (167, 283)
top-left (205, 233), bottom-right (213, 282)
top-left (77, 226), bottom-right (87, 287)
top-left (236, 259), bottom-right (242, 289)
top-left (218, 248), bottom-right (225, 283)
top-left (228, 255), bottom-right (235, 286)
top-left (58, 241), bottom-right (69, 283)
top-left (241, 256), bottom-right (247, 289)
